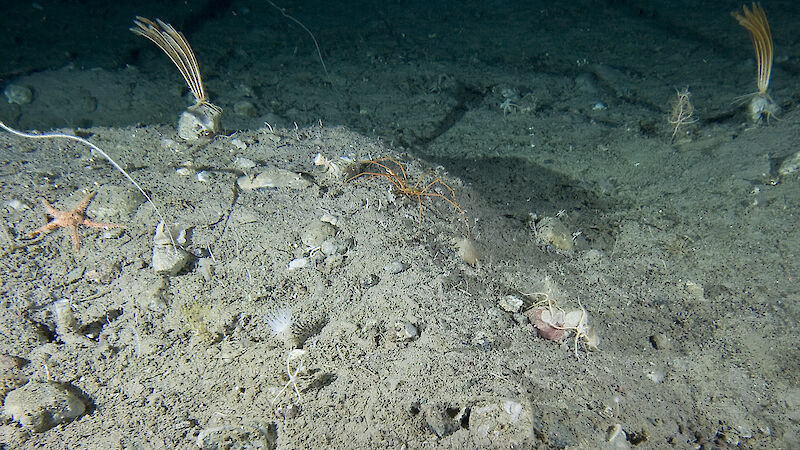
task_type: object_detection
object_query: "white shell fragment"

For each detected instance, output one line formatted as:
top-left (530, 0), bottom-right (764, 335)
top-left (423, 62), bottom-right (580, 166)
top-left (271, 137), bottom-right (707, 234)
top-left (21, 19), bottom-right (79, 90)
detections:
top-left (237, 167), bottom-right (312, 190)
top-left (151, 222), bottom-right (192, 276)
top-left (288, 257), bottom-right (308, 270)
top-left (3, 381), bottom-right (87, 432)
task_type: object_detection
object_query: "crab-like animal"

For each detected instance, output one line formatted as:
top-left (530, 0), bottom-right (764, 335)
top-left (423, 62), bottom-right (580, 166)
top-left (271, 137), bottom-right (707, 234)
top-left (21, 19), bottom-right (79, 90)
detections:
top-left (528, 298), bottom-right (599, 356)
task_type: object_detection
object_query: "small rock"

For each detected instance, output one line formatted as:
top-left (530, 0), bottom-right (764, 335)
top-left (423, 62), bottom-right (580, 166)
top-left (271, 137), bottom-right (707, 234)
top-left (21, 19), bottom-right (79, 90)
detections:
top-left (361, 274), bottom-right (379, 288)
top-left (649, 333), bottom-right (671, 350)
top-left (196, 170), bottom-right (212, 182)
top-left (275, 403), bottom-right (300, 420)
top-left (3, 381), bottom-right (87, 432)
top-left (454, 237), bottom-right (480, 266)
top-left (0, 354), bottom-right (26, 370)
top-left (384, 260), bottom-right (406, 274)
top-left (230, 138), bottom-right (248, 151)
top-left (423, 405), bottom-right (459, 438)
top-left (323, 254), bottom-right (344, 270)
top-left (152, 246), bottom-right (192, 276)
top-left (535, 217), bottom-right (573, 251)
top-left (197, 258), bottom-right (215, 282)
top-left (499, 295), bottom-right (523, 313)
top-left (395, 321), bottom-right (419, 341)
top-left (233, 100), bottom-right (258, 117)
top-left (237, 168), bottom-right (312, 190)
top-left (320, 239), bottom-right (346, 256)
top-left (320, 214), bottom-right (339, 227)
top-left (178, 102), bottom-right (222, 141)
top-left (288, 257), bottom-right (308, 270)
top-left (779, 151), bottom-right (800, 176)
top-left (151, 222), bottom-right (192, 276)
top-left (4, 84), bottom-right (33, 105)
top-left (196, 423), bottom-right (277, 449)
top-left (300, 221), bottom-right (337, 247)
top-left (233, 156), bottom-right (256, 169)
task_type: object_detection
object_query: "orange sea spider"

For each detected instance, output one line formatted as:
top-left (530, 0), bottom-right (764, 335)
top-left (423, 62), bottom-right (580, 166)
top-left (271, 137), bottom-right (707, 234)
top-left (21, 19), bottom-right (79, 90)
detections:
top-left (346, 157), bottom-right (467, 230)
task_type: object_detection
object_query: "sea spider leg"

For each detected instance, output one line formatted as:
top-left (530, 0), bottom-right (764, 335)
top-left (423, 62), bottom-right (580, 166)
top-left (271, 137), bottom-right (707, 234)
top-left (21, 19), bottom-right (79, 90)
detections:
top-left (549, 300), bottom-right (588, 357)
top-left (401, 175), bottom-right (466, 228)
top-left (272, 354), bottom-right (306, 404)
top-left (347, 157), bottom-right (467, 230)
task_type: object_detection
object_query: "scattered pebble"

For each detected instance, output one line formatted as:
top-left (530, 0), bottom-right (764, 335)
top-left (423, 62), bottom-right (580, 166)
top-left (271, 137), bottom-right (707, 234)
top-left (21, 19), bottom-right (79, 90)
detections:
top-left (197, 258), bottom-right (215, 282)
top-left (196, 170), bottom-right (212, 182)
top-left (0, 354), bottom-right (26, 370)
top-left (320, 239), bottom-right (346, 256)
top-left (649, 333), bottom-right (671, 350)
top-left (300, 220), bottom-right (337, 248)
top-left (230, 138), bottom-right (248, 151)
top-left (778, 151), bottom-right (800, 176)
top-left (384, 260), bottom-right (406, 274)
top-left (237, 168), bottom-right (312, 190)
top-left (3, 381), bottom-right (87, 432)
top-left (454, 237), bottom-right (480, 266)
top-left (467, 399), bottom-right (533, 445)
top-left (395, 321), bottom-right (419, 341)
top-left (499, 295), bottom-right (523, 313)
top-left (320, 214), bottom-right (339, 227)
top-left (646, 369), bottom-right (665, 383)
top-left (361, 274), bottom-right (379, 288)
top-left (424, 404), bottom-right (460, 438)
top-left (151, 222), bottom-right (192, 276)
top-left (233, 156), bottom-right (256, 169)
top-left (4, 84), bottom-right (33, 105)
top-left (5, 198), bottom-right (28, 210)
top-left (288, 257), bottom-right (308, 270)
top-left (535, 217), bottom-right (573, 252)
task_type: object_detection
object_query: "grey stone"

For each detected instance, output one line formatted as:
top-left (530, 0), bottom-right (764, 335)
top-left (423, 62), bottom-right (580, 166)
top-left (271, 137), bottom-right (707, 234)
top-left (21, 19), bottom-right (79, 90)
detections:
top-left (3, 381), bottom-right (87, 432)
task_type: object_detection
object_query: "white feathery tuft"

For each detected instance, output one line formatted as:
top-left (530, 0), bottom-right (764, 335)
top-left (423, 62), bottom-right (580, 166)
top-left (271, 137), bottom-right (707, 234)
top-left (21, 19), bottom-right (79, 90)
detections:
top-left (265, 306), bottom-right (293, 340)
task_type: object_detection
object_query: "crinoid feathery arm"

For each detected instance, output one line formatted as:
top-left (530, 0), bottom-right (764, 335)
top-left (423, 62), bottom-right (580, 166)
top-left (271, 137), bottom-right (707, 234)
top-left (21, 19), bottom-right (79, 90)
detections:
top-left (731, 3), bottom-right (779, 123)
top-left (131, 17), bottom-right (222, 140)
top-left (131, 17), bottom-right (207, 105)
top-left (731, 3), bottom-right (772, 95)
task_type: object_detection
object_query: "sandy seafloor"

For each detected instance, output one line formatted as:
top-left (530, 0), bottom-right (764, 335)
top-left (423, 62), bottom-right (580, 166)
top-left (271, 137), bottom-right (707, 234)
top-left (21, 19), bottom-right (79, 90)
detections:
top-left (0, 0), bottom-right (799, 448)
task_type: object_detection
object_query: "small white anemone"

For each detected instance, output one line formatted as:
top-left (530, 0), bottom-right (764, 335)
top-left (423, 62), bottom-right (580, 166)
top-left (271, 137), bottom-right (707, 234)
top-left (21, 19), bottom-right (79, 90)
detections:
top-left (265, 306), bottom-right (294, 344)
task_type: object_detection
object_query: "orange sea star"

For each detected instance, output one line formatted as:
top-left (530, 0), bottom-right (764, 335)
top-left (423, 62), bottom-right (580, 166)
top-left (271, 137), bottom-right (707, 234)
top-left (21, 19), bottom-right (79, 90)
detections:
top-left (30, 192), bottom-right (123, 252)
